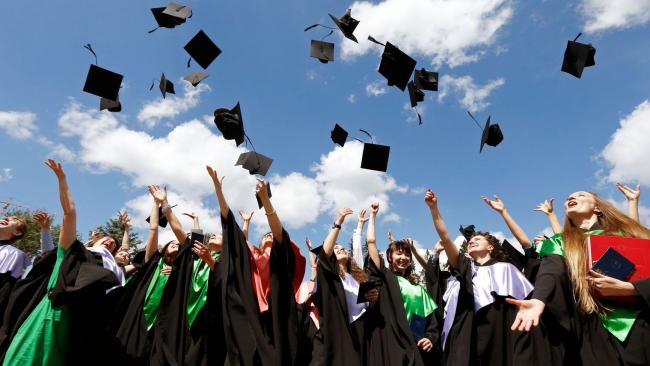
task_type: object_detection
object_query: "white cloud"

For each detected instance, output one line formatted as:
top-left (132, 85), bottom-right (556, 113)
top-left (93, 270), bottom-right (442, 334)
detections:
top-left (438, 75), bottom-right (505, 112)
top-left (0, 168), bottom-right (12, 182)
top-left (600, 100), bottom-right (650, 186)
top-left (348, 94), bottom-right (357, 104)
top-left (36, 136), bottom-right (76, 161)
top-left (258, 173), bottom-right (323, 232)
top-left (0, 111), bottom-right (37, 140)
top-left (341, 0), bottom-right (514, 67)
top-left (137, 80), bottom-right (211, 128)
top-left (306, 70), bottom-right (317, 81)
top-left (365, 81), bottom-right (387, 96)
top-left (580, 0), bottom-right (650, 33)
top-left (608, 198), bottom-right (650, 227)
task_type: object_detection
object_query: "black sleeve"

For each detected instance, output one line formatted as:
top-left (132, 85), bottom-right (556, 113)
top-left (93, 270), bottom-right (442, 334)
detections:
top-left (501, 239), bottom-right (526, 272)
top-left (633, 278), bottom-right (650, 309)
top-left (531, 254), bottom-right (574, 331)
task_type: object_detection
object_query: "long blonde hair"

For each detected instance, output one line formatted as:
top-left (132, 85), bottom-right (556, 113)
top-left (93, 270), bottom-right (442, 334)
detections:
top-left (563, 193), bottom-right (650, 314)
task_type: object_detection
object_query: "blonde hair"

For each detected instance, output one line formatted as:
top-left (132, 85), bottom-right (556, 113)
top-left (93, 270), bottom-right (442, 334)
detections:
top-left (563, 193), bottom-right (650, 314)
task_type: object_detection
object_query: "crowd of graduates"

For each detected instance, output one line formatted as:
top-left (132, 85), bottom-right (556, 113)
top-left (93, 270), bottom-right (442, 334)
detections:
top-left (0, 159), bottom-right (648, 366)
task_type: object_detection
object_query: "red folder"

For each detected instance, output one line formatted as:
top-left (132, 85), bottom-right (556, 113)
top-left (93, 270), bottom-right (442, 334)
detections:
top-left (587, 235), bottom-right (650, 282)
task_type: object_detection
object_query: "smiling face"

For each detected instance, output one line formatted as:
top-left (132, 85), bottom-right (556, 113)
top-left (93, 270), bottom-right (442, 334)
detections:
top-left (565, 191), bottom-right (599, 219)
top-left (0, 216), bottom-right (27, 241)
top-left (466, 234), bottom-right (494, 259)
top-left (387, 242), bottom-right (412, 275)
top-left (333, 244), bottom-right (349, 263)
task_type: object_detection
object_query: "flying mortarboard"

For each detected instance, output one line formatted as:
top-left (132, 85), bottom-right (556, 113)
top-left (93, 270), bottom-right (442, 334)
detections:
top-left (459, 224), bottom-right (476, 241)
top-left (328, 9), bottom-right (360, 43)
top-left (255, 182), bottom-right (272, 209)
top-left (146, 204), bottom-right (178, 228)
top-left (82, 44), bottom-right (123, 104)
top-left (356, 129), bottom-right (390, 172)
top-left (368, 36), bottom-right (416, 91)
top-left (214, 102), bottom-right (245, 146)
top-left (162, 3), bottom-right (192, 20)
top-left (414, 68), bottom-right (439, 91)
top-left (184, 30), bottom-right (222, 69)
top-left (236, 151), bottom-right (274, 176)
top-left (158, 73), bottom-right (175, 98)
top-left (331, 123), bottom-right (348, 147)
top-left (183, 71), bottom-right (208, 87)
top-left (466, 111), bottom-right (504, 153)
top-left (149, 3), bottom-right (191, 32)
top-left (561, 33), bottom-right (596, 79)
top-left (310, 40), bottom-right (335, 63)
top-left (407, 81), bottom-right (424, 124)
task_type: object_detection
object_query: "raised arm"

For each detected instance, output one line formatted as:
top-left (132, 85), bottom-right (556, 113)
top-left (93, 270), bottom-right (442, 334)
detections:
top-left (120, 211), bottom-right (131, 251)
top-left (482, 195), bottom-right (532, 248)
top-left (150, 185), bottom-right (186, 244)
top-left (616, 183), bottom-right (641, 223)
top-left (424, 190), bottom-right (459, 269)
top-left (305, 237), bottom-right (317, 280)
top-left (239, 210), bottom-right (254, 241)
top-left (182, 212), bottom-right (201, 230)
top-left (352, 209), bottom-right (368, 266)
top-left (366, 203), bottom-right (381, 269)
top-left (144, 187), bottom-right (160, 262)
top-left (206, 165), bottom-right (229, 218)
top-left (45, 159), bottom-right (76, 250)
top-left (405, 238), bottom-right (427, 268)
top-left (256, 179), bottom-right (282, 241)
top-left (33, 211), bottom-right (54, 252)
top-left (323, 208), bottom-right (353, 256)
top-left (534, 198), bottom-right (563, 234)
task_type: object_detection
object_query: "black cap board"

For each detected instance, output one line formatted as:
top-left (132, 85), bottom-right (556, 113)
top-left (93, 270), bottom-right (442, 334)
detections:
top-left (407, 81), bottom-right (424, 108)
top-left (361, 143), bottom-right (390, 172)
top-left (162, 3), bottom-right (192, 21)
top-left (183, 71), bottom-right (208, 87)
top-left (83, 64), bottom-right (123, 102)
top-left (150, 7), bottom-right (184, 29)
top-left (236, 151), bottom-right (273, 176)
top-left (377, 41), bottom-right (416, 91)
top-left (159, 73), bottom-right (176, 98)
top-left (459, 224), bottom-right (475, 241)
top-left (255, 182), bottom-right (272, 209)
top-left (356, 280), bottom-right (381, 303)
top-left (214, 102), bottom-right (245, 146)
top-left (561, 34), bottom-right (596, 79)
top-left (184, 30), bottom-right (222, 69)
top-left (328, 9), bottom-right (360, 43)
top-left (414, 68), bottom-right (438, 91)
top-left (480, 116), bottom-right (504, 153)
top-left (310, 245), bottom-right (323, 256)
top-left (331, 124), bottom-right (348, 146)
top-left (310, 40), bottom-right (335, 63)
top-left (100, 96), bottom-right (121, 112)
top-left (146, 207), bottom-right (169, 228)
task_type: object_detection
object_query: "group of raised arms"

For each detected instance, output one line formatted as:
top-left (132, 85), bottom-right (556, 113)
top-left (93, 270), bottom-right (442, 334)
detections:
top-left (0, 159), bottom-right (648, 366)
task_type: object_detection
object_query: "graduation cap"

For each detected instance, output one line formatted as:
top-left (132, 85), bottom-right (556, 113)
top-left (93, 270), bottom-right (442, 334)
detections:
top-left (255, 182), bottom-right (272, 209)
top-left (356, 129), bottom-right (390, 172)
top-left (100, 96), bottom-right (121, 112)
top-left (407, 81), bottom-right (424, 108)
top-left (561, 33), bottom-right (596, 79)
top-left (459, 224), bottom-right (476, 241)
top-left (184, 30), bottom-right (222, 69)
top-left (368, 36), bottom-right (416, 91)
top-left (328, 9), bottom-right (360, 43)
top-left (158, 73), bottom-right (175, 98)
top-left (162, 3), bottom-right (192, 20)
top-left (414, 68), bottom-right (439, 91)
top-left (146, 204), bottom-right (178, 228)
top-left (183, 71), bottom-right (208, 87)
top-left (149, 3), bottom-right (191, 32)
top-left (83, 64), bottom-right (123, 102)
top-left (310, 40), bottom-right (335, 63)
top-left (213, 102), bottom-right (245, 146)
top-left (236, 151), bottom-right (273, 176)
top-left (331, 123), bottom-right (348, 147)
top-left (466, 111), bottom-right (504, 153)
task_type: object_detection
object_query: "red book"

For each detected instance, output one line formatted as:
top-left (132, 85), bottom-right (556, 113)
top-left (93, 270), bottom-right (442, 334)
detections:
top-left (587, 235), bottom-right (650, 282)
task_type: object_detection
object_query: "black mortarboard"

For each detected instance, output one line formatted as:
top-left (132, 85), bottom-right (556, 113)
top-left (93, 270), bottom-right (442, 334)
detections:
top-left (159, 73), bottom-right (175, 98)
top-left (331, 124), bottom-right (348, 146)
top-left (183, 71), bottom-right (208, 87)
top-left (184, 30), bottom-right (222, 69)
top-left (480, 116), bottom-right (504, 153)
top-left (356, 280), bottom-right (381, 304)
top-left (214, 102), bottom-right (245, 146)
top-left (83, 64), bottom-right (123, 101)
top-left (375, 40), bottom-right (416, 91)
top-left (150, 7), bottom-right (183, 29)
top-left (407, 81), bottom-right (424, 108)
top-left (100, 96), bottom-right (121, 112)
top-left (310, 40), bottom-right (335, 63)
top-left (561, 33), bottom-right (596, 79)
top-left (146, 207), bottom-right (169, 228)
top-left (414, 68), bottom-right (438, 91)
top-left (328, 9), bottom-right (360, 43)
top-left (361, 143), bottom-right (390, 172)
top-left (310, 245), bottom-right (323, 256)
top-left (162, 3), bottom-right (192, 21)
top-left (236, 151), bottom-right (273, 176)
top-left (255, 182), bottom-right (272, 209)
top-left (459, 224), bottom-right (475, 241)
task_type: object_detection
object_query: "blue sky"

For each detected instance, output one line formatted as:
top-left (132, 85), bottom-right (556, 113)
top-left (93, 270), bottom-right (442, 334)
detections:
top-left (1, 0), bottom-right (649, 259)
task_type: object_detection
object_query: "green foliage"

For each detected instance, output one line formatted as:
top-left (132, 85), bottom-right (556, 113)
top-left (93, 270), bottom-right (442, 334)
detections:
top-left (90, 212), bottom-right (142, 249)
top-left (6, 208), bottom-right (61, 257)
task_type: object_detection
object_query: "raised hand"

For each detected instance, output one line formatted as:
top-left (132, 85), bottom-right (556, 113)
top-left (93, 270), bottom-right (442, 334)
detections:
top-left (148, 185), bottom-right (167, 205)
top-left (506, 298), bottom-right (544, 332)
top-left (370, 202), bottom-right (380, 216)
top-left (335, 208), bottom-right (354, 226)
top-left (120, 211), bottom-right (131, 230)
top-left (44, 159), bottom-right (66, 180)
top-left (424, 189), bottom-right (438, 209)
top-left (482, 194), bottom-right (505, 213)
top-left (256, 179), bottom-right (269, 201)
top-left (305, 237), bottom-right (313, 251)
top-left (238, 209), bottom-right (254, 222)
top-left (182, 212), bottom-right (198, 220)
top-left (533, 235), bottom-right (546, 245)
top-left (387, 230), bottom-right (395, 242)
top-left (358, 209), bottom-right (369, 224)
top-left (32, 211), bottom-right (52, 229)
top-left (433, 240), bottom-right (444, 256)
top-left (534, 198), bottom-right (555, 215)
top-left (206, 165), bottom-right (225, 191)
top-left (616, 183), bottom-right (641, 202)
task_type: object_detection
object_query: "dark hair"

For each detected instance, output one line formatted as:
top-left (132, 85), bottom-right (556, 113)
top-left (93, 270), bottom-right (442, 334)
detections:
top-left (105, 236), bottom-right (120, 256)
top-left (339, 255), bottom-right (368, 284)
top-left (12, 217), bottom-right (27, 241)
top-left (160, 240), bottom-right (179, 265)
top-left (386, 240), bottom-right (418, 285)
top-left (459, 231), bottom-right (509, 262)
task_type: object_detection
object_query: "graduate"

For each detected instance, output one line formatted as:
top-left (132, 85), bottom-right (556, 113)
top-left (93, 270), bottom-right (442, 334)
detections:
top-left (207, 165), bottom-right (304, 366)
top-left (1, 159), bottom-right (119, 366)
top-left (509, 190), bottom-right (650, 366)
top-left (424, 190), bottom-right (533, 366)
top-left (0, 215), bottom-right (30, 327)
top-left (365, 202), bottom-right (440, 366)
top-left (294, 237), bottom-right (322, 366)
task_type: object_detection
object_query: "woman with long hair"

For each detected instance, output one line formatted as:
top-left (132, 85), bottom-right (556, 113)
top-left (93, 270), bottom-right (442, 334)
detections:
top-left (509, 191), bottom-right (650, 365)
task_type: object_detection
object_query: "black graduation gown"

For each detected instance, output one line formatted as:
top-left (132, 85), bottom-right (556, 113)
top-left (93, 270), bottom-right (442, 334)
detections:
top-left (424, 256), bottom-right (450, 340)
top-left (501, 239), bottom-right (541, 284)
top-left (0, 273), bottom-right (16, 330)
top-left (207, 256), bottom-right (227, 365)
top-left (295, 300), bottom-right (324, 366)
top-left (220, 210), bottom-right (300, 366)
top-left (365, 258), bottom-right (438, 366)
top-left (613, 278), bottom-right (650, 366)
top-left (314, 250), bottom-right (365, 366)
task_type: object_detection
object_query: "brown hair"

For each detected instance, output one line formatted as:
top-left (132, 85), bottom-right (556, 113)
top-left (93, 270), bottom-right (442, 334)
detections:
top-left (386, 240), bottom-right (419, 285)
top-left (459, 231), bottom-right (510, 263)
top-left (160, 240), bottom-right (178, 265)
top-left (563, 193), bottom-right (650, 314)
top-left (10, 217), bottom-right (27, 241)
top-left (338, 255), bottom-right (368, 284)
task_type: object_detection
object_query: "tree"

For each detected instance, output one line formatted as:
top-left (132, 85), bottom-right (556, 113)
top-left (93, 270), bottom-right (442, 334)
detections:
top-left (6, 208), bottom-right (61, 257)
top-left (90, 211), bottom-right (142, 249)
